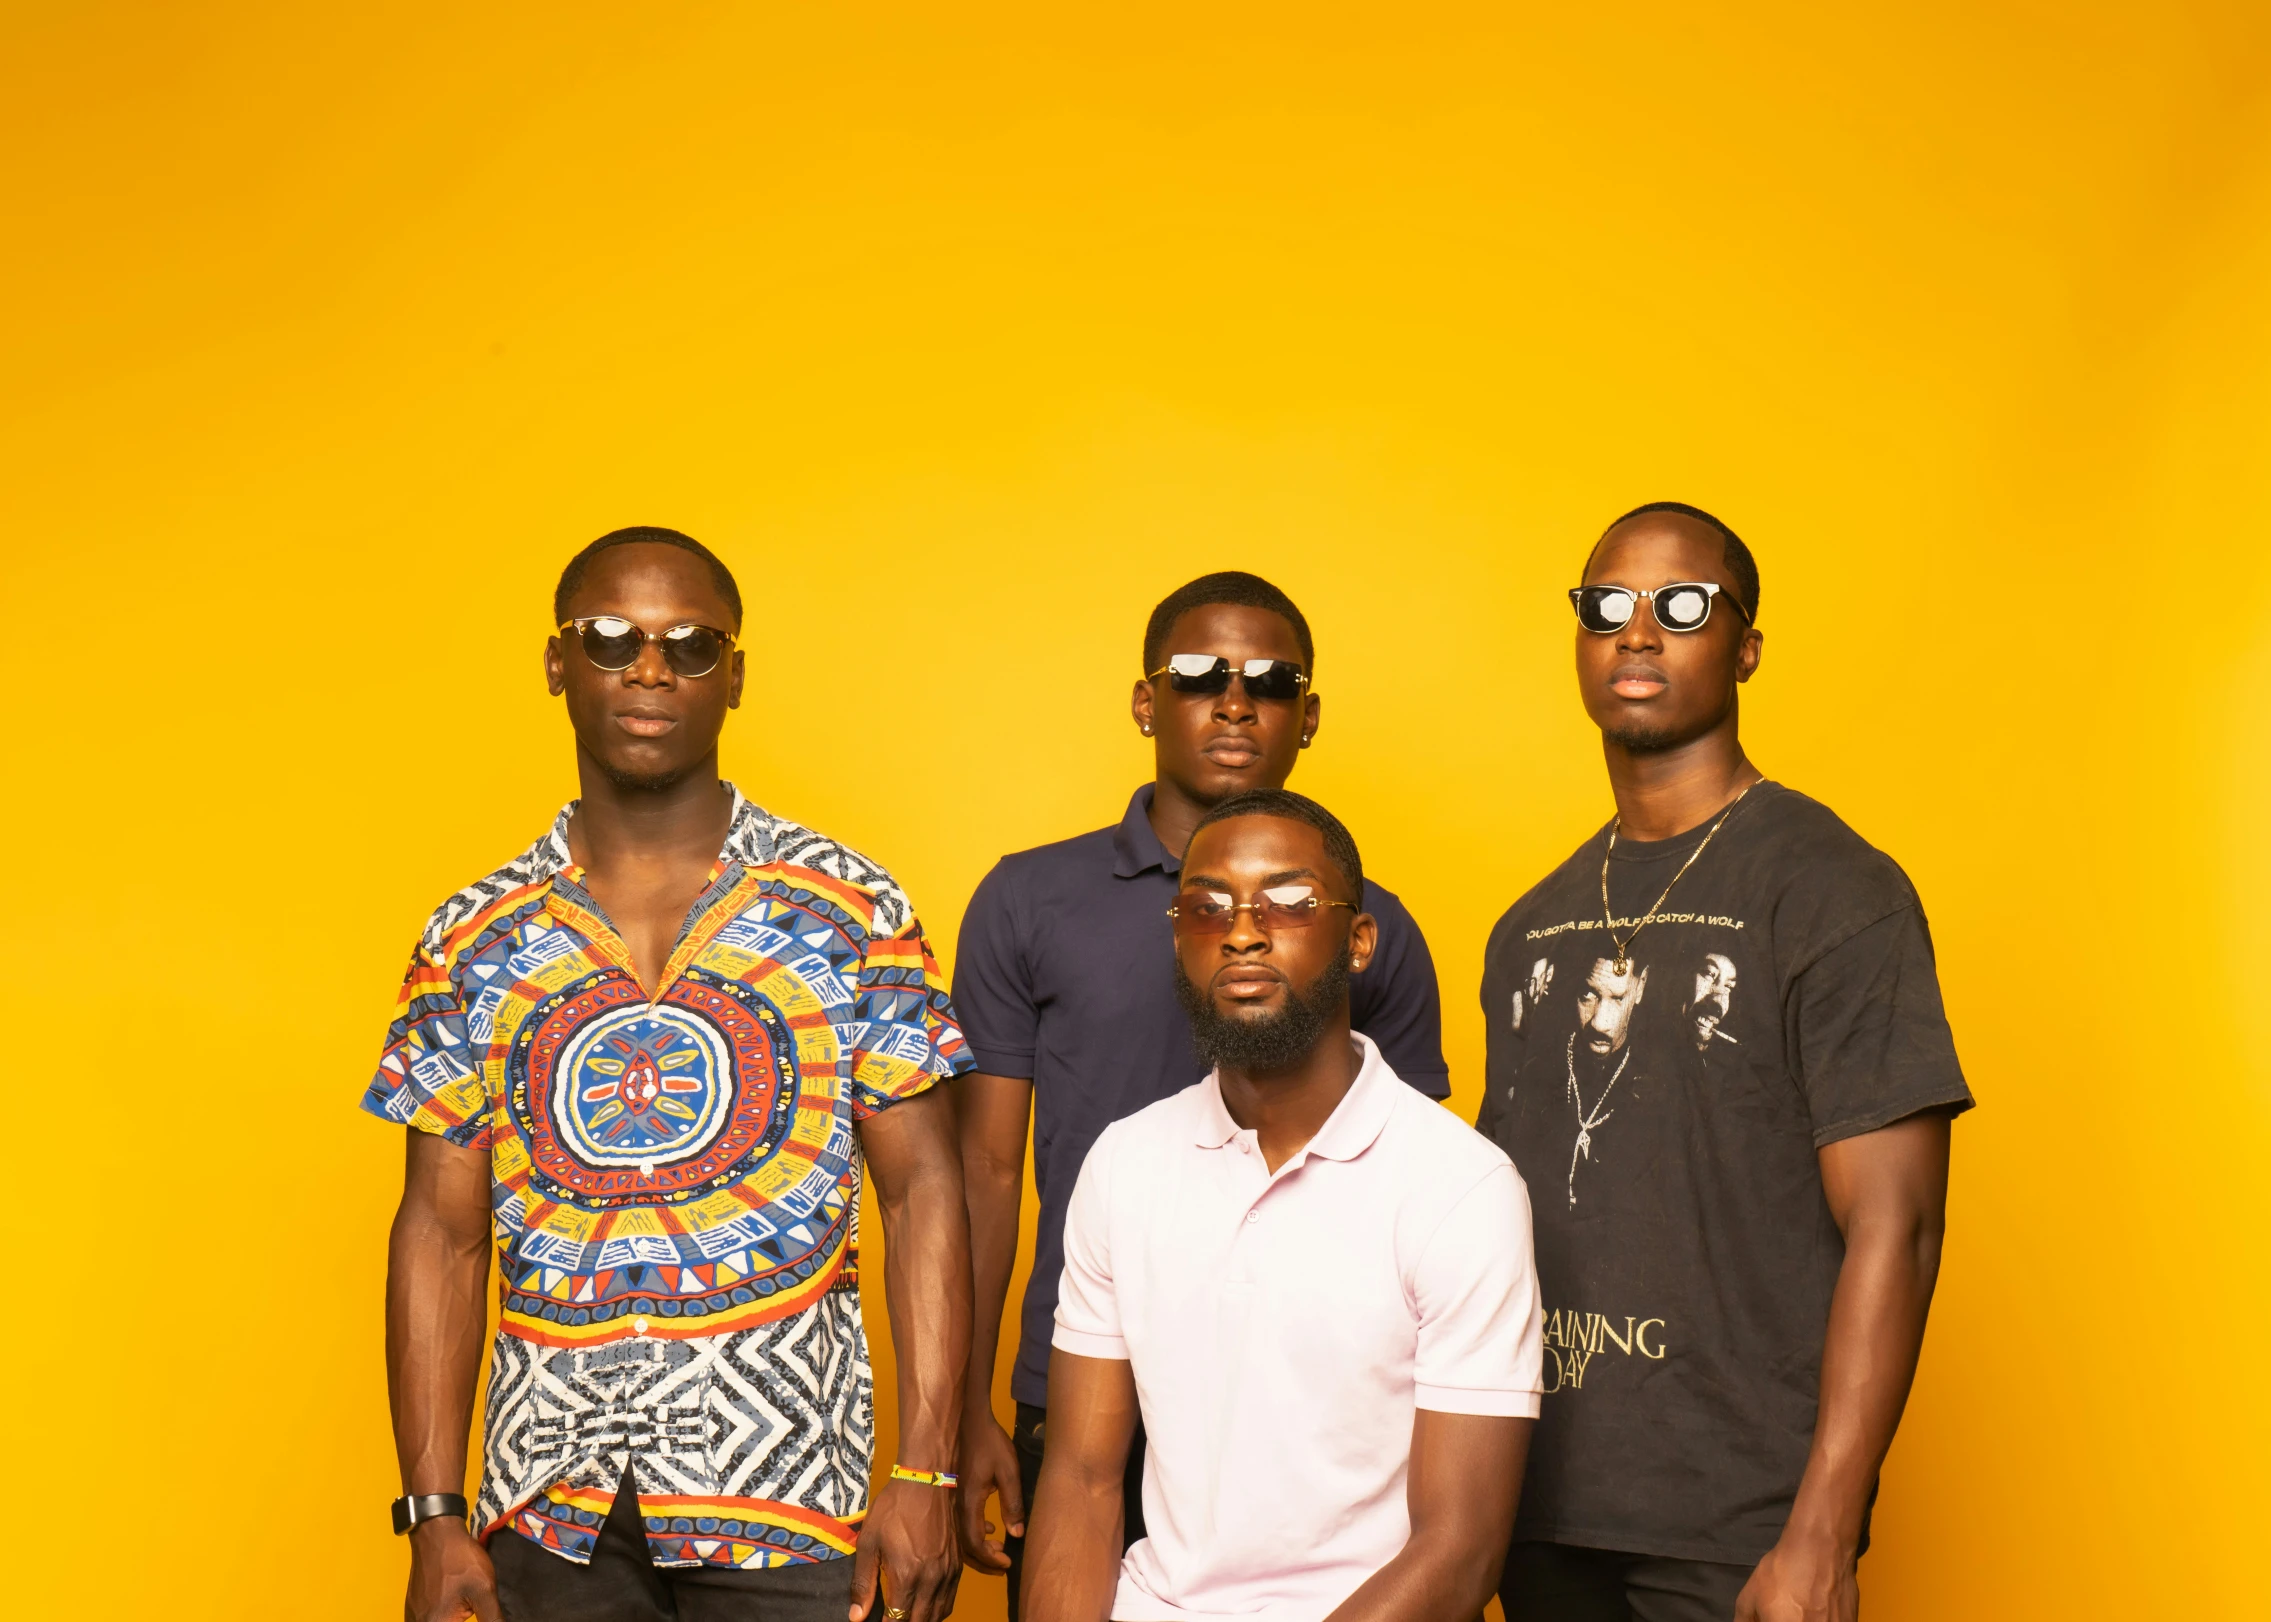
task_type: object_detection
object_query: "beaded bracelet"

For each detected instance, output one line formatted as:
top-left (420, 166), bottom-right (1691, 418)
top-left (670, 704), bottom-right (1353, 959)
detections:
top-left (889, 1465), bottom-right (960, 1489)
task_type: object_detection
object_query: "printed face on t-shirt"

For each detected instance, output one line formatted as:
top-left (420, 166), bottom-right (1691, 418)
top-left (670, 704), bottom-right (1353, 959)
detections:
top-left (1577, 958), bottom-right (1647, 1056)
top-left (1684, 953), bottom-right (1739, 1051)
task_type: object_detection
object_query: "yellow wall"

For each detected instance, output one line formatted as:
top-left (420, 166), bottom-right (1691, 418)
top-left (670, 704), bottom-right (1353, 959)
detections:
top-left (4, 4), bottom-right (2266, 1616)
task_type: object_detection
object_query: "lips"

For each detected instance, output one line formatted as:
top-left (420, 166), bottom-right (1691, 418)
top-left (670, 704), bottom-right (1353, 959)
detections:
top-left (615, 707), bottom-right (678, 738)
top-left (1201, 733), bottom-right (1263, 767)
top-left (1608, 660), bottom-right (1669, 700)
top-left (1211, 964), bottom-right (1286, 1003)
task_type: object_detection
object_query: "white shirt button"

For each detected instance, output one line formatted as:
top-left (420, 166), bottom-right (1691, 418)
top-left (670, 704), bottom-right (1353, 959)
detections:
top-left (633, 1315), bottom-right (651, 1335)
top-left (1245, 1210), bottom-right (1260, 1224)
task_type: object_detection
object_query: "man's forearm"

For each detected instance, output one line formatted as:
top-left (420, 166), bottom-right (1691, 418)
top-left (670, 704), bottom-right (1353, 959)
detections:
top-left (1320, 1527), bottom-right (1503, 1622)
top-left (1783, 1207), bottom-right (1943, 1549)
top-left (880, 1163), bottom-right (974, 1463)
top-left (385, 1204), bottom-right (492, 1494)
top-left (962, 1159), bottom-right (1023, 1418)
top-left (1020, 1467), bottom-right (1124, 1622)
top-left (954, 1074), bottom-right (1033, 1422)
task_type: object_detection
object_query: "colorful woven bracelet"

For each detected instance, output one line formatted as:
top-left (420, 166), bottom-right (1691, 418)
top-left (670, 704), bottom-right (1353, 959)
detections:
top-left (889, 1465), bottom-right (960, 1489)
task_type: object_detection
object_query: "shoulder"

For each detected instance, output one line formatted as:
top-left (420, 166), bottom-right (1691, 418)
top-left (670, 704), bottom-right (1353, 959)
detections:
top-left (974, 823), bottom-right (1119, 902)
top-left (1359, 877), bottom-right (1423, 935)
top-left (1087, 1081), bottom-right (1210, 1171)
top-left (413, 821), bottom-right (571, 969)
top-left (1741, 785), bottom-right (1926, 927)
top-left (1381, 1081), bottom-right (1513, 1175)
top-left (741, 805), bottom-right (921, 937)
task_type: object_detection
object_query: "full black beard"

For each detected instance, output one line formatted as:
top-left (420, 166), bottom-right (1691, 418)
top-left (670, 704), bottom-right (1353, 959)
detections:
top-left (1174, 946), bottom-right (1353, 1073)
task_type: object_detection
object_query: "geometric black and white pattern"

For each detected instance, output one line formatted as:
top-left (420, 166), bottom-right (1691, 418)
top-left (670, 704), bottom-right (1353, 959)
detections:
top-left (477, 1288), bottom-right (875, 1552)
top-left (422, 784), bottom-right (913, 961)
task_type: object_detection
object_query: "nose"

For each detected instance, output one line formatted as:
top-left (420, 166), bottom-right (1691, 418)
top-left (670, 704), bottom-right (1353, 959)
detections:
top-left (1616, 597), bottom-right (1663, 654)
top-left (1212, 673), bottom-right (1259, 725)
top-left (626, 636), bottom-right (675, 688)
top-left (1221, 904), bottom-right (1271, 956)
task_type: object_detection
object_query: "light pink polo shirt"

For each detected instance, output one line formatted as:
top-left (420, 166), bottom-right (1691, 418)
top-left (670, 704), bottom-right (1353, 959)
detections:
top-left (1053, 1034), bottom-right (1544, 1622)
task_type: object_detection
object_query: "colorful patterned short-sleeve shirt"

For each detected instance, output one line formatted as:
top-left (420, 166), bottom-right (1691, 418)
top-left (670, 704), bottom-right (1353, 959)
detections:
top-left (363, 787), bottom-right (972, 1571)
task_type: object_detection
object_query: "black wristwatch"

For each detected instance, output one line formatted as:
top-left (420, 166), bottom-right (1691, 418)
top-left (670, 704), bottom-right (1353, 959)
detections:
top-left (390, 1492), bottom-right (470, 1535)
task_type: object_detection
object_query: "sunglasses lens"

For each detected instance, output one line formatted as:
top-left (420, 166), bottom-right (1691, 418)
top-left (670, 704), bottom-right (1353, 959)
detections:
top-left (579, 617), bottom-right (644, 670)
top-left (1256, 884), bottom-right (1321, 928)
top-left (1575, 587), bottom-right (1636, 633)
top-left (661, 625), bottom-right (726, 676)
top-left (1166, 655), bottom-right (1232, 693)
top-left (1657, 585), bottom-right (1712, 630)
top-left (1171, 891), bottom-right (1237, 933)
top-left (1240, 661), bottom-right (1306, 701)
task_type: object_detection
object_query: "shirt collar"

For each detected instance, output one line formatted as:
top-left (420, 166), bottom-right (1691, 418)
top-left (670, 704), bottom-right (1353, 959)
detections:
top-left (1191, 1033), bottom-right (1400, 1161)
top-left (1110, 783), bottom-right (1180, 879)
top-left (542, 780), bottom-right (778, 879)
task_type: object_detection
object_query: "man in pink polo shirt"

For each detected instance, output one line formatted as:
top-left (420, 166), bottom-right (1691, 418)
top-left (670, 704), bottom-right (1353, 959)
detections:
top-left (1021, 789), bottom-right (1544, 1622)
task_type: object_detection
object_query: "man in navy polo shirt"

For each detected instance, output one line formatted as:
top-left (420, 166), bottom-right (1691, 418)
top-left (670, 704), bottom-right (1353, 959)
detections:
top-left (949, 571), bottom-right (1450, 1615)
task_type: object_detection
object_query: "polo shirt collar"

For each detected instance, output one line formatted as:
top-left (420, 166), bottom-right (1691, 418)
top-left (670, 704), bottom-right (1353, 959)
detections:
top-left (1191, 1033), bottom-right (1399, 1161)
top-left (1110, 783), bottom-right (1180, 879)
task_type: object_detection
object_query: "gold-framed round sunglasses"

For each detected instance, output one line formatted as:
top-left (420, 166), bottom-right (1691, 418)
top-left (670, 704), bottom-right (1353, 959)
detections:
top-left (557, 616), bottom-right (737, 678)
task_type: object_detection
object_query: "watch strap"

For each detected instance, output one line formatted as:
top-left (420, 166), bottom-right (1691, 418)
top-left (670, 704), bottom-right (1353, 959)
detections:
top-left (390, 1492), bottom-right (470, 1535)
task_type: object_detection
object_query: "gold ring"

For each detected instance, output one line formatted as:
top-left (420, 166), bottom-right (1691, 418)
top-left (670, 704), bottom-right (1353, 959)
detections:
top-left (884, 1609), bottom-right (911, 1621)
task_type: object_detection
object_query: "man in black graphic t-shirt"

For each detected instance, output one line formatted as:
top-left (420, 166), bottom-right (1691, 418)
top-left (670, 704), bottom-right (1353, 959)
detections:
top-left (1479, 503), bottom-right (1972, 1622)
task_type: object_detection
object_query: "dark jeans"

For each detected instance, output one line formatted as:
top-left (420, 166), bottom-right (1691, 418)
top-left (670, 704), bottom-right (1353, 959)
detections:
top-left (1498, 1541), bottom-right (1757, 1622)
top-left (1003, 1401), bottom-right (1148, 1622)
top-left (492, 1468), bottom-right (855, 1622)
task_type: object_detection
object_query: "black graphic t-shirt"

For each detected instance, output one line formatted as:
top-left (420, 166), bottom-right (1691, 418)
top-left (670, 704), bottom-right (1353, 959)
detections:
top-left (1478, 782), bottom-right (1972, 1565)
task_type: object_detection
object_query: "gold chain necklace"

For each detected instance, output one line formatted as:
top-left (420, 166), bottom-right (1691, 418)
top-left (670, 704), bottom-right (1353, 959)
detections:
top-left (1600, 778), bottom-right (1760, 975)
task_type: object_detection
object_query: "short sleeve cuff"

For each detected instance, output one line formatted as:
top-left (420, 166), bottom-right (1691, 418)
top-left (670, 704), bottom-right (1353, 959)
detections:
top-left (1414, 1383), bottom-right (1542, 1418)
top-left (962, 1040), bottom-right (1037, 1080)
top-left (1402, 1069), bottom-right (1452, 1101)
top-left (1811, 1085), bottom-right (1975, 1149)
top-left (1051, 1326), bottom-right (1129, 1361)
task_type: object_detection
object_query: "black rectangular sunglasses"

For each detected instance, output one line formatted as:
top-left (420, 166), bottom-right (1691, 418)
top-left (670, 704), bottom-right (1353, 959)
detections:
top-left (1146, 653), bottom-right (1309, 700)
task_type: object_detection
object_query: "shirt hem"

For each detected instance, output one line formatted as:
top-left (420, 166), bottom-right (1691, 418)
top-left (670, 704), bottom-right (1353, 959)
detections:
top-left (1052, 1326), bottom-right (1129, 1359)
top-left (963, 1045), bottom-right (1037, 1080)
top-left (1399, 1068), bottom-right (1452, 1100)
top-left (1811, 1084), bottom-right (1975, 1149)
top-left (1414, 1382), bottom-right (1542, 1417)
top-left (1510, 1523), bottom-right (1772, 1567)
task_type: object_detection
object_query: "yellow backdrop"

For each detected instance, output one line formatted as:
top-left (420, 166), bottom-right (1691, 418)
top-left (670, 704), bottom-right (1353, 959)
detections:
top-left (4, 4), bottom-right (2265, 1617)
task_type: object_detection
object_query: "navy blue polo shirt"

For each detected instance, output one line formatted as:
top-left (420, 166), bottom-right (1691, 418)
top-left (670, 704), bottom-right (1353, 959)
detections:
top-left (954, 784), bottom-right (1451, 1408)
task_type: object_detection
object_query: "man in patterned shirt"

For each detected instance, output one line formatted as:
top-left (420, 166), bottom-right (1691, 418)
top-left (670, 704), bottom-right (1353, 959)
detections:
top-left (371, 528), bottom-right (974, 1622)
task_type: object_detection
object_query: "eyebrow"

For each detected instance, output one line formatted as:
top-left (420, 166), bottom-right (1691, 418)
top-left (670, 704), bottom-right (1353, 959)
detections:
top-left (1179, 866), bottom-right (1319, 889)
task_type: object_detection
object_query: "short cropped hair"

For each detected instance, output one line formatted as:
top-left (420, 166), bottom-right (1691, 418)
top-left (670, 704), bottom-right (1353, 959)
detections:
top-left (1598, 501), bottom-right (1761, 623)
top-left (553, 526), bottom-right (744, 629)
top-left (1141, 571), bottom-right (1316, 675)
top-left (1188, 788), bottom-right (1364, 897)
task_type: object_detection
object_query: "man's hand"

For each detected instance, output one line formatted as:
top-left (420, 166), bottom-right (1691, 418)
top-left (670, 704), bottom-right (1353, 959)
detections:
top-left (404, 1519), bottom-right (501, 1622)
top-left (954, 1411), bottom-right (1026, 1572)
top-left (852, 1478), bottom-right (961, 1622)
top-left (1735, 1526), bottom-right (1859, 1622)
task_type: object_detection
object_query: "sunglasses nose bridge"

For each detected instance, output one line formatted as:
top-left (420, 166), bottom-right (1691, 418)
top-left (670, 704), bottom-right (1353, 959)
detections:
top-left (625, 633), bottom-right (676, 685)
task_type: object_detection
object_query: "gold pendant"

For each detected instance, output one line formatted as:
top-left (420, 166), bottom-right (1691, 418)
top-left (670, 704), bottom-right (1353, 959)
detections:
top-left (1612, 954), bottom-right (1630, 976)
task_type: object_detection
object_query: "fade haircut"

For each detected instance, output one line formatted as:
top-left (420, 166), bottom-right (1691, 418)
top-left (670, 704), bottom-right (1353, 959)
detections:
top-left (553, 526), bottom-right (744, 629)
top-left (1595, 501), bottom-right (1761, 623)
top-left (1189, 788), bottom-right (1364, 897)
top-left (1141, 570), bottom-right (1315, 675)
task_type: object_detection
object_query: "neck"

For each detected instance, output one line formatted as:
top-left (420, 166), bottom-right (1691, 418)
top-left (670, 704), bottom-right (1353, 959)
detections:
top-left (1216, 1018), bottom-right (1360, 1173)
top-left (1146, 775), bottom-right (1214, 862)
top-left (1602, 715), bottom-right (1762, 842)
top-left (566, 748), bottom-right (734, 875)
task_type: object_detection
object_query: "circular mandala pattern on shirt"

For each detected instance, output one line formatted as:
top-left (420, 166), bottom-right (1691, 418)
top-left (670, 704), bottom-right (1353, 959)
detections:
top-left (511, 971), bottom-right (802, 1203)
top-left (554, 1002), bottom-right (732, 1168)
